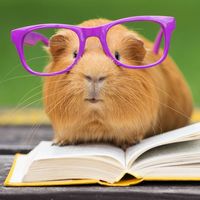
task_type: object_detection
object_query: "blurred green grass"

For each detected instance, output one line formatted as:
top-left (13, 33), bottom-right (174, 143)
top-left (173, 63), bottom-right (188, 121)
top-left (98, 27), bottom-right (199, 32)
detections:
top-left (0, 0), bottom-right (200, 107)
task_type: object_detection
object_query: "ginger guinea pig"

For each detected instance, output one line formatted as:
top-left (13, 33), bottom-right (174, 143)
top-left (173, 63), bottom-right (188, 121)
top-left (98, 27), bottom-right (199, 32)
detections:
top-left (43, 19), bottom-right (193, 148)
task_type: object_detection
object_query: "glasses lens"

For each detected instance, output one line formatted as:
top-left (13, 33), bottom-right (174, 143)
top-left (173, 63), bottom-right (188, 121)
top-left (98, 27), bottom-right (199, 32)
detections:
top-left (23, 28), bottom-right (80, 74)
top-left (106, 21), bottom-right (165, 68)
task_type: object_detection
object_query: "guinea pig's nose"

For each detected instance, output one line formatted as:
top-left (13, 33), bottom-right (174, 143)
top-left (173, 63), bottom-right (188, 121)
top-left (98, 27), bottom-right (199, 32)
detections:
top-left (84, 75), bottom-right (107, 83)
top-left (84, 74), bottom-right (107, 101)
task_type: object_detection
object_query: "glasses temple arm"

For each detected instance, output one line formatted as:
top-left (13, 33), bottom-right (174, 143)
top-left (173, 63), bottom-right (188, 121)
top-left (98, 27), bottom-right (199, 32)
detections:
top-left (24, 32), bottom-right (49, 46)
top-left (153, 29), bottom-right (163, 54)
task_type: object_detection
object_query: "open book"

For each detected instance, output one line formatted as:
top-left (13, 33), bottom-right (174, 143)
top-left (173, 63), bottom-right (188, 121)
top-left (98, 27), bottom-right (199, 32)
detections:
top-left (4, 122), bottom-right (200, 187)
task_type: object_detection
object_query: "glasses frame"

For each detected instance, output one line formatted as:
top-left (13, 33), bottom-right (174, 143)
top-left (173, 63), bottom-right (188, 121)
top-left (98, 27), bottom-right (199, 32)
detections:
top-left (11, 16), bottom-right (176, 76)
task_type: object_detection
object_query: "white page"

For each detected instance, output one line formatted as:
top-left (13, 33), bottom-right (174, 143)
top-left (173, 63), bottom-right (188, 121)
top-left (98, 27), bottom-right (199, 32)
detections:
top-left (125, 122), bottom-right (200, 168)
top-left (28, 141), bottom-right (125, 167)
top-left (132, 139), bottom-right (200, 170)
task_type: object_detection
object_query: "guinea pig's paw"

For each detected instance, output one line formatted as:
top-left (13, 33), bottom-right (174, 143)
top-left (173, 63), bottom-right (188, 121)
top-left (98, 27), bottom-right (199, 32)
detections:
top-left (119, 143), bottom-right (133, 150)
top-left (118, 139), bottom-right (142, 150)
top-left (52, 139), bottom-right (70, 146)
top-left (52, 138), bottom-right (83, 146)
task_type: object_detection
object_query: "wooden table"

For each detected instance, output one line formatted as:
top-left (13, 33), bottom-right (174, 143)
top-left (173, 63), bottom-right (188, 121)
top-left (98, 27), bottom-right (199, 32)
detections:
top-left (1, 125), bottom-right (200, 200)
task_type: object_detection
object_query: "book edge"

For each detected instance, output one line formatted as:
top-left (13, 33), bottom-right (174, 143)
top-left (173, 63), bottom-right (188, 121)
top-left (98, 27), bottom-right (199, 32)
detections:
top-left (4, 153), bottom-right (22, 186)
top-left (3, 154), bottom-right (143, 187)
top-left (5, 154), bottom-right (200, 187)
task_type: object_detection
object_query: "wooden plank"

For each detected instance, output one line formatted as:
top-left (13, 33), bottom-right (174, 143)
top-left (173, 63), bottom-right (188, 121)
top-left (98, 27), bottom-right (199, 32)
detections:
top-left (0, 125), bottom-right (52, 154)
top-left (1, 155), bottom-right (200, 200)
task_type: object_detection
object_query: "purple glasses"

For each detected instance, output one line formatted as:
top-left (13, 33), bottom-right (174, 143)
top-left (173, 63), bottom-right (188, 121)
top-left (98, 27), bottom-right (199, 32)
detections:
top-left (11, 16), bottom-right (176, 76)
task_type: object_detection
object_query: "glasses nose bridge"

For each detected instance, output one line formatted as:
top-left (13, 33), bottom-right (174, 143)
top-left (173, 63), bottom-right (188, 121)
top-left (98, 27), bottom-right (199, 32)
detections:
top-left (81, 27), bottom-right (103, 39)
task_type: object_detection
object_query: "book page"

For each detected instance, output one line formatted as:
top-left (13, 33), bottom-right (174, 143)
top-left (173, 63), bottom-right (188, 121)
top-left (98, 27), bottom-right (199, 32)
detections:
top-left (125, 122), bottom-right (200, 168)
top-left (128, 140), bottom-right (200, 179)
top-left (132, 139), bottom-right (200, 171)
top-left (28, 141), bottom-right (126, 167)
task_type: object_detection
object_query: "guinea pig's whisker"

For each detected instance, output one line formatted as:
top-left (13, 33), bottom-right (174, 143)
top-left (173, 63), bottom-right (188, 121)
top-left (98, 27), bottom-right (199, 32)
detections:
top-left (132, 77), bottom-right (190, 120)
top-left (107, 89), bottom-right (138, 106)
top-left (133, 104), bottom-right (147, 134)
top-left (25, 55), bottom-right (50, 62)
top-left (24, 94), bottom-right (67, 146)
top-left (6, 81), bottom-right (65, 113)
top-left (0, 62), bottom-right (24, 82)
top-left (7, 86), bottom-right (67, 122)
top-left (142, 92), bottom-right (191, 120)
top-left (146, 81), bottom-right (185, 111)
top-left (108, 90), bottom-right (147, 133)
top-left (17, 84), bottom-right (43, 103)
top-left (8, 90), bottom-right (42, 114)
top-left (155, 115), bottom-right (163, 134)
top-left (23, 123), bottom-right (41, 146)
top-left (45, 94), bottom-right (68, 116)
top-left (0, 74), bottom-right (33, 85)
top-left (1, 63), bottom-right (78, 145)
top-left (0, 82), bottom-right (44, 122)
top-left (130, 28), bottom-right (144, 32)
top-left (32, 94), bottom-right (68, 143)
top-left (6, 98), bottom-right (42, 123)
top-left (12, 79), bottom-right (71, 112)
top-left (62, 91), bottom-right (83, 109)
top-left (11, 90), bottom-right (42, 114)
top-left (107, 86), bottom-right (161, 136)
top-left (134, 77), bottom-right (185, 115)
top-left (0, 55), bottom-right (51, 86)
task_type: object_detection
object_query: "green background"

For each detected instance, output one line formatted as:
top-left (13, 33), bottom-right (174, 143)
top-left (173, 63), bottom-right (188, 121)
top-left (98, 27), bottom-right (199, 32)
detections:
top-left (0, 0), bottom-right (199, 107)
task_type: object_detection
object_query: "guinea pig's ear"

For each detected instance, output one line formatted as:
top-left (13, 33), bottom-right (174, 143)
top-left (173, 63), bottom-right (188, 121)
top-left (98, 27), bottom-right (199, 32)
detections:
top-left (49, 34), bottom-right (68, 60)
top-left (121, 36), bottom-right (146, 63)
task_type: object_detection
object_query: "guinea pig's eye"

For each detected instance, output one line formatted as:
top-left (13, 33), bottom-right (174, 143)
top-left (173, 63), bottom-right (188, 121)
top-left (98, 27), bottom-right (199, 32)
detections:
top-left (73, 50), bottom-right (78, 59)
top-left (115, 51), bottom-right (120, 60)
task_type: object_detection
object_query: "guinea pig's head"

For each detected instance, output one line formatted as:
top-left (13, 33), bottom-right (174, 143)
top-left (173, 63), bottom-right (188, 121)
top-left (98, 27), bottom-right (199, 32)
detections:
top-left (43, 19), bottom-right (160, 146)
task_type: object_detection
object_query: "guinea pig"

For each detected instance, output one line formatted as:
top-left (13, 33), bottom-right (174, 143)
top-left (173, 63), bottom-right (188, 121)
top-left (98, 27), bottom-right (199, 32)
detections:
top-left (43, 18), bottom-right (193, 149)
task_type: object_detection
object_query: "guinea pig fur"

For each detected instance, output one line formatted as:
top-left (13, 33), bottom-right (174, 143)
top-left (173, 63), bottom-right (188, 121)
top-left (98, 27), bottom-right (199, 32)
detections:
top-left (43, 19), bottom-right (193, 149)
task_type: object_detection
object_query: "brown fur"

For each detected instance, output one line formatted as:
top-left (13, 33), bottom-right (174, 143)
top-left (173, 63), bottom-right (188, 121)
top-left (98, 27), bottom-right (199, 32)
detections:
top-left (43, 19), bottom-right (193, 148)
